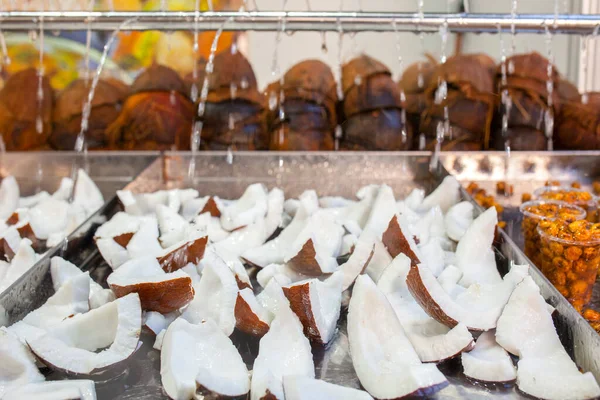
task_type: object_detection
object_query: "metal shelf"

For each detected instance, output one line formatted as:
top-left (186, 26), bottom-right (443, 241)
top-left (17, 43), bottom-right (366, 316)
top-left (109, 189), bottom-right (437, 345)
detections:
top-left (0, 11), bottom-right (599, 34)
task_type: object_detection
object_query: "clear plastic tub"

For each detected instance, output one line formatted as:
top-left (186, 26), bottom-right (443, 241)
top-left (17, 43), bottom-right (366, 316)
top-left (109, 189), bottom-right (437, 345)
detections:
top-left (535, 186), bottom-right (599, 223)
top-left (520, 200), bottom-right (586, 268)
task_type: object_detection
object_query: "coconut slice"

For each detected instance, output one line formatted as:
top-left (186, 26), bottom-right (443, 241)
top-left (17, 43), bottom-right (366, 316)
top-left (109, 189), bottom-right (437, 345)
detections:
top-left (378, 254), bottom-right (474, 363)
top-left (251, 286), bottom-right (315, 400)
top-left (335, 185), bottom-right (379, 230)
top-left (220, 183), bottom-right (268, 231)
top-left (211, 246), bottom-right (252, 289)
top-left (144, 311), bottom-right (177, 335)
top-left (215, 188), bottom-right (284, 257)
top-left (419, 176), bottom-right (460, 213)
top-left (455, 207), bottom-right (502, 286)
top-left (25, 197), bottom-right (69, 240)
top-left (126, 216), bottom-right (163, 259)
top-left (0, 176), bottom-right (19, 221)
top-left (161, 318), bottom-right (249, 400)
top-left (0, 225), bottom-right (21, 261)
top-left (94, 212), bottom-right (140, 246)
top-left (181, 196), bottom-right (221, 221)
top-left (180, 250), bottom-right (238, 336)
top-left (0, 329), bottom-right (45, 398)
top-left (3, 380), bottom-right (96, 400)
top-left (96, 237), bottom-right (130, 270)
top-left (283, 376), bottom-right (373, 400)
top-left (107, 256), bottom-right (194, 313)
top-left (496, 277), bottom-right (600, 399)
top-left (404, 188), bottom-right (425, 211)
top-left (235, 288), bottom-right (272, 337)
top-left (19, 191), bottom-right (50, 208)
top-left (381, 214), bottom-right (422, 264)
top-left (157, 235), bottom-right (208, 273)
top-left (256, 263), bottom-right (304, 288)
top-left (0, 239), bottom-right (39, 292)
top-left (282, 273), bottom-right (342, 345)
top-left (189, 212), bottom-right (229, 242)
top-left (51, 257), bottom-right (115, 309)
top-left (444, 201), bottom-right (474, 242)
top-left (407, 263), bottom-right (529, 331)
top-left (156, 204), bottom-right (190, 248)
top-left (339, 233), bottom-right (357, 256)
top-left (409, 206), bottom-right (447, 247)
top-left (339, 234), bottom-right (375, 291)
top-left (348, 275), bottom-right (448, 399)
top-left (51, 177), bottom-right (74, 201)
top-left (361, 185), bottom-right (397, 239)
top-left (364, 240), bottom-right (392, 282)
top-left (461, 331), bottom-right (516, 383)
top-left (28, 293), bottom-right (142, 375)
top-left (72, 169), bottom-right (104, 215)
top-left (284, 211), bottom-right (344, 276)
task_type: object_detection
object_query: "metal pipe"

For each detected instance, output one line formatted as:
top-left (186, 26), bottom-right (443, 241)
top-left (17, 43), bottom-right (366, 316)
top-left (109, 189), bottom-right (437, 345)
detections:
top-left (0, 11), bottom-right (599, 34)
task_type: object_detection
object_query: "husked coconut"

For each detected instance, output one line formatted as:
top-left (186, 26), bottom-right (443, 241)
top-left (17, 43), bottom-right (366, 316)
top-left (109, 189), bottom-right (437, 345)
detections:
top-left (282, 272), bottom-right (343, 344)
top-left (0, 176), bottom-right (19, 221)
top-left (251, 284), bottom-right (315, 400)
top-left (181, 251), bottom-right (238, 336)
top-left (461, 331), bottom-right (516, 383)
top-left (418, 176), bottom-right (460, 213)
top-left (454, 207), bottom-right (502, 286)
top-left (406, 263), bottom-right (529, 331)
top-left (0, 329), bottom-right (45, 398)
top-left (496, 277), bottom-right (600, 400)
top-left (444, 201), bottom-right (474, 242)
top-left (220, 183), bottom-right (269, 231)
top-left (348, 275), bottom-right (448, 398)
top-left (157, 235), bottom-right (208, 273)
top-left (283, 375), bottom-right (373, 400)
top-left (161, 318), bottom-right (250, 400)
top-left (235, 288), bottom-right (272, 336)
top-left (28, 293), bottom-right (142, 375)
top-left (2, 380), bottom-right (96, 400)
top-left (107, 256), bottom-right (194, 313)
top-left (72, 169), bottom-right (104, 215)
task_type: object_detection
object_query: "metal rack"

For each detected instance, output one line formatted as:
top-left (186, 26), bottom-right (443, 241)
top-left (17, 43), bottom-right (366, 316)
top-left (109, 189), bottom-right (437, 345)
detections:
top-left (0, 11), bottom-right (599, 34)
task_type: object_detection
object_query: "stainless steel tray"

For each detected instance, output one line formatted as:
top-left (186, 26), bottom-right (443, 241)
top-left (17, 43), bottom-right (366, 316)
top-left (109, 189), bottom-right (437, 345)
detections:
top-left (2, 151), bottom-right (600, 400)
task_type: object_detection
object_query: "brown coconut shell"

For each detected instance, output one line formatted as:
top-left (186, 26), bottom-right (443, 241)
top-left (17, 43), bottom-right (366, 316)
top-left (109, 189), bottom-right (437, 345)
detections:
top-left (557, 79), bottom-right (581, 102)
top-left (555, 100), bottom-right (600, 150)
top-left (399, 57), bottom-right (438, 141)
top-left (107, 65), bottom-right (194, 150)
top-left (113, 232), bottom-right (134, 248)
top-left (340, 108), bottom-right (412, 150)
top-left (382, 215), bottom-right (421, 264)
top-left (234, 292), bottom-right (270, 337)
top-left (206, 49), bottom-right (261, 104)
top-left (50, 78), bottom-right (127, 150)
top-left (157, 236), bottom-right (208, 273)
top-left (109, 275), bottom-right (194, 314)
top-left (286, 239), bottom-right (329, 276)
top-left (0, 69), bottom-right (53, 150)
top-left (282, 283), bottom-right (325, 344)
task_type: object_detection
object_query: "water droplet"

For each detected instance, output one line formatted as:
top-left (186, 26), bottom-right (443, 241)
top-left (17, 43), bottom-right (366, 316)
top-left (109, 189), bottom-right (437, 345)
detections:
top-left (228, 114), bottom-right (235, 130)
top-left (190, 84), bottom-right (198, 102)
top-left (419, 133), bottom-right (426, 150)
top-left (354, 75), bottom-right (362, 86)
top-left (226, 147), bottom-right (234, 164)
top-left (230, 82), bottom-right (237, 99)
top-left (417, 73), bottom-right (424, 89)
top-left (508, 60), bottom-right (515, 74)
top-left (268, 91), bottom-right (278, 111)
top-left (35, 116), bottom-right (43, 134)
top-left (231, 42), bottom-right (238, 54)
top-left (321, 32), bottom-right (328, 53)
top-left (170, 90), bottom-right (176, 105)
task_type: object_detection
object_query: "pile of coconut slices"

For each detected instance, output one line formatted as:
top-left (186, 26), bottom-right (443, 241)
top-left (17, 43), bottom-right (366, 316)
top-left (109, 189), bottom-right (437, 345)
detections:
top-left (2, 176), bottom-right (600, 400)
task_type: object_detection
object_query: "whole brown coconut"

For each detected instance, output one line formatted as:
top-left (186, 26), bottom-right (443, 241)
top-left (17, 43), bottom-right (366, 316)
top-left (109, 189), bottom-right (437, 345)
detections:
top-left (491, 52), bottom-right (560, 151)
top-left (398, 55), bottom-right (437, 147)
top-left (420, 53), bottom-right (496, 151)
top-left (106, 64), bottom-right (194, 150)
top-left (196, 49), bottom-right (267, 150)
top-left (0, 68), bottom-right (53, 150)
top-left (555, 92), bottom-right (600, 150)
top-left (339, 54), bottom-right (412, 150)
top-left (50, 78), bottom-right (128, 150)
top-left (267, 60), bottom-right (337, 150)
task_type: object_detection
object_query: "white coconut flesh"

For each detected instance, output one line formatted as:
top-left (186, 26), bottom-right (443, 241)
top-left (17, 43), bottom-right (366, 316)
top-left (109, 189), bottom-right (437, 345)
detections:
top-left (460, 331), bottom-right (516, 383)
top-left (2, 380), bottom-right (96, 400)
top-left (220, 183), bottom-right (269, 231)
top-left (181, 195), bottom-right (210, 221)
top-left (93, 212), bottom-right (140, 241)
top-left (378, 254), bottom-right (473, 363)
top-left (256, 279), bottom-right (292, 316)
top-left (335, 185), bottom-right (379, 230)
top-left (126, 216), bottom-right (163, 259)
top-left (0, 225), bottom-right (22, 260)
top-left (235, 288), bottom-right (273, 334)
top-left (51, 177), bottom-right (74, 201)
top-left (96, 237), bottom-right (130, 270)
top-left (319, 195), bottom-right (356, 208)
top-left (0, 239), bottom-right (39, 291)
top-left (283, 375), bottom-right (373, 400)
top-left (403, 188), bottom-right (425, 211)
top-left (161, 318), bottom-right (249, 400)
top-left (180, 251), bottom-right (238, 336)
top-left (156, 204), bottom-right (190, 248)
top-left (72, 169), bottom-right (104, 215)
top-left (215, 188), bottom-right (284, 257)
top-left (348, 275), bottom-right (448, 399)
top-left (209, 246), bottom-right (252, 289)
top-left (144, 311), bottom-right (177, 335)
top-left (283, 272), bottom-right (343, 344)
top-left (28, 293), bottom-right (142, 375)
top-left (407, 263), bottom-right (529, 331)
top-left (0, 176), bottom-right (19, 221)
top-left (363, 240), bottom-right (393, 282)
top-left (444, 201), bottom-right (474, 242)
top-left (454, 207), bottom-right (502, 286)
top-left (0, 329), bottom-right (45, 398)
top-left (418, 175), bottom-right (460, 213)
top-left (361, 185), bottom-right (397, 239)
top-left (27, 198), bottom-right (70, 240)
top-left (51, 257), bottom-right (115, 309)
top-left (256, 263), bottom-right (310, 289)
top-left (338, 234), bottom-right (375, 291)
top-left (19, 191), bottom-right (50, 208)
top-left (251, 293), bottom-right (315, 400)
top-left (339, 233), bottom-right (357, 256)
top-left (495, 276), bottom-right (600, 399)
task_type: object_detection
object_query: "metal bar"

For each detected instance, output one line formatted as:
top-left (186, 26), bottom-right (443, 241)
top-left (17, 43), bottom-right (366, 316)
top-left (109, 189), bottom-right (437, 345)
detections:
top-left (0, 11), bottom-right (599, 34)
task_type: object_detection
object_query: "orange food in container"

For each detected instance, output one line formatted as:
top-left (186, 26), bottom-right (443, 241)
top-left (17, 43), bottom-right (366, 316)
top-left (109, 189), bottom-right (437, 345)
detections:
top-left (535, 186), bottom-right (599, 222)
top-left (537, 220), bottom-right (600, 312)
top-left (520, 200), bottom-right (586, 267)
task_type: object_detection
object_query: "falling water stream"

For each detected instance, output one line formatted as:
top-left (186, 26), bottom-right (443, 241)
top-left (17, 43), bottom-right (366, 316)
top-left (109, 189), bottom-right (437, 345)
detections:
top-left (392, 20), bottom-right (408, 145)
top-left (429, 19), bottom-right (449, 171)
top-left (543, 1), bottom-right (559, 151)
top-left (268, 0), bottom-right (288, 150)
top-left (84, 0), bottom-right (95, 83)
top-left (416, 0), bottom-right (426, 149)
top-left (36, 16), bottom-right (45, 135)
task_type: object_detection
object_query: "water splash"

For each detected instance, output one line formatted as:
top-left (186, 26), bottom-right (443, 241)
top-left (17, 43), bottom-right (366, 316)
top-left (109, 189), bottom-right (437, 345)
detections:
top-left (392, 20), bottom-right (408, 144)
top-left (36, 15), bottom-right (45, 135)
top-left (498, 24), bottom-right (512, 158)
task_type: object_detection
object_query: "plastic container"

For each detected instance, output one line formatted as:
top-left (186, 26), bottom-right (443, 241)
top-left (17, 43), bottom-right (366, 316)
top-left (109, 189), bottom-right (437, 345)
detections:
top-left (520, 200), bottom-right (586, 267)
top-left (534, 186), bottom-right (599, 222)
top-left (537, 220), bottom-right (600, 312)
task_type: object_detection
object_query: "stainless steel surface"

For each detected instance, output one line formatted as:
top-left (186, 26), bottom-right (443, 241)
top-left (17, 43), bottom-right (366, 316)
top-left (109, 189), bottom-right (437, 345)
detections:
top-left (2, 151), bottom-right (599, 399)
top-left (1, 11), bottom-right (600, 33)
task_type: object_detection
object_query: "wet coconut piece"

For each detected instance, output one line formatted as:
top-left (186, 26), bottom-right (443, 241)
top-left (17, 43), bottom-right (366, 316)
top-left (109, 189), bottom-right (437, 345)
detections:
top-left (267, 60), bottom-right (337, 150)
top-left (51, 78), bottom-right (128, 150)
top-left (420, 53), bottom-right (496, 151)
top-left (340, 54), bottom-right (412, 150)
top-left (555, 90), bottom-right (600, 150)
top-left (107, 64), bottom-right (194, 150)
top-left (198, 49), bottom-right (267, 150)
top-left (0, 69), bottom-right (53, 150)
top-left (491, 52), bottom-right (560, 151)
